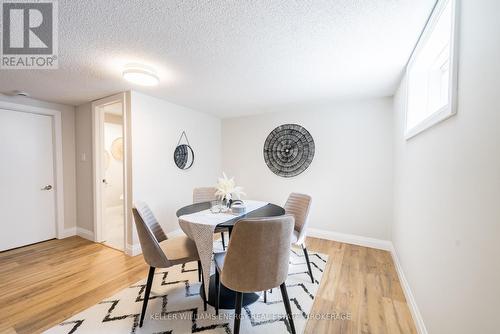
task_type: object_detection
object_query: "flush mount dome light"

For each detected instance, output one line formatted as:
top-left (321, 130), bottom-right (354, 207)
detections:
top-left (122, 64), bottom-right (159, 86)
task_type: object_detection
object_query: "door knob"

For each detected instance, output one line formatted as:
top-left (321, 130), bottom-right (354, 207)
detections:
top-left (41, 185), bottom-right (53, 191)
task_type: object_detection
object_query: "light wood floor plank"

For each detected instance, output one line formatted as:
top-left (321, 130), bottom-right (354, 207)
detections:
top-left (303, 238), bottom-right (417, 334)
top-left (0, 237), bottom-right (148, 334)
top-left (0, 236), bottom-right (417, 334)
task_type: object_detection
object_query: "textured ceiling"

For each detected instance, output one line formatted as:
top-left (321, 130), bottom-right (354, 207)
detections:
top-left (0, 0), bottom-right (435, 117)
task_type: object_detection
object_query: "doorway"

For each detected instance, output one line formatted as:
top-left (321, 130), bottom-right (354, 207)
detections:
top-left (92, 94), bottom-right (128, 252)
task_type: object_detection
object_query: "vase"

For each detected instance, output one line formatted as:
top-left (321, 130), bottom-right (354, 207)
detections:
top-left (221, 197), bottom-right (232, 212)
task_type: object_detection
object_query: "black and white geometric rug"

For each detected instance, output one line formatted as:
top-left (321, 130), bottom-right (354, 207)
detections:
top-left (45, 240), bottom-right (328, 334)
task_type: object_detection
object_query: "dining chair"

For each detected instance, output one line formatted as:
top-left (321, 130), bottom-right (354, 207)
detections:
top-left (263, 193), bottom-right (314, 302)
top-left (132, 201), bottom-right (205, 328)
top-left (192, 187), bottom-right (228, 250)
top-left (285, 192), bottom-right (314, 283)
top-left (213, 216), bottom-right (296, 334)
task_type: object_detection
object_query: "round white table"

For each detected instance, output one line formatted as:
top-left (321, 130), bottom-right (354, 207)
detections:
top-left (176, 201), bottom-right (285, 309)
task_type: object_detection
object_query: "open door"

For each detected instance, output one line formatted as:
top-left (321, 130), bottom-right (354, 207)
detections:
top-left (92, 93), bottom-right (130, 252)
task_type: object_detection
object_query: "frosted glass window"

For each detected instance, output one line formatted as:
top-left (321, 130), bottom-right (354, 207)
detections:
top-left (406, 0), bottom-right (458, 139)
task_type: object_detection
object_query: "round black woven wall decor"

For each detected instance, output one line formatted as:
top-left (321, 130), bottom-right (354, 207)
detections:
top-left (174, 144), bottom-right (194, 170)
top-left (263, 124), bottom-right (315, 177)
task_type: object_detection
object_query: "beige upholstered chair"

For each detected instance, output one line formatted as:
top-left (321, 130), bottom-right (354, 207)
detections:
top-left (192, 187), bottom-right (228, 250)
top-left (213, 216), bottom-right (296, 334)
top-left (192, 187), bottom-right (217, 204)
top-left (285, 193), bottom-right (314, 283)
top-left (132, 201), bottom-right (204, 328)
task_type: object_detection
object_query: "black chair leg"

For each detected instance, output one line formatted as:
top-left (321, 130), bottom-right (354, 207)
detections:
top-left (302, 244), bottom-right (314, 283)
top-left (215, 269), bottom-right (220, 315)
top-left (263, 290), bottom-right (267, 303)
top-left (221, 232), bottom-right (226, 250)
top-left (197, 260), bottom-right (202, 282)
top-left (202, 281), bottom-right (207, 312)
top-left (139, 266), bottom-right (155, 327)
top-left (199, 266), bottom-right (207, 311)
top-left (234, 292), bottom-right (243, 334)
top-left (279, 283), bottom-right (296, 334)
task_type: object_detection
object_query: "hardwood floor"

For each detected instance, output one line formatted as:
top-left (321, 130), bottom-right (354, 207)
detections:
top-left (0, 237), bottom-right (148, 334)
top-left (304, 238), bottom-right (417, 334)
top-left (0, 236), bottom-right (416, 334)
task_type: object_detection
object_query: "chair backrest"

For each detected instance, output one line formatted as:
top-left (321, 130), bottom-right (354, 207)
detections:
top-left (284, 193), bottom-right (312, 244)
top-left (132, 202), bottom-right (170, 268)
top-left (193, 187), bottom-right (217, 204)
top-left (220, 215), bottom-right (294, 292)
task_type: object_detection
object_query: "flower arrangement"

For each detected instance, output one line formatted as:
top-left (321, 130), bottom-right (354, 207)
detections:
top-left (215, 172), bottom-right (246, 202)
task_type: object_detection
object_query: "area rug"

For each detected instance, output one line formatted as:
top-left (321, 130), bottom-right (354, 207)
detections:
top-left (45, 240), bottom-right (328, 334)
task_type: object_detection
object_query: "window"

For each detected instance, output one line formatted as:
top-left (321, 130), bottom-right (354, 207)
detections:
top-left (405, 0), bottom-right (458, 139)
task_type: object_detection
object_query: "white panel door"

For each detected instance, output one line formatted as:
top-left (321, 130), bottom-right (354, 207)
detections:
top-left (0, 108), bottom-right (56, 251)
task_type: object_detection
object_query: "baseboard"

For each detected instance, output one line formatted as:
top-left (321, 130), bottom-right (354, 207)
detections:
top-left (390, 245), bottom-right (428, 334)
top-left (307, 227), bottom-right (392, 251)
top-left (76, 227), bottom-right (95, 241)
top-left (125, 243), bottom-right (142, 256)
top-left (59, 227), bottom-right (76, 239)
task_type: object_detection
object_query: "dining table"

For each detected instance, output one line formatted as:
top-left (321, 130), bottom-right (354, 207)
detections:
top-left (176, 200), bottom-right (285, 309)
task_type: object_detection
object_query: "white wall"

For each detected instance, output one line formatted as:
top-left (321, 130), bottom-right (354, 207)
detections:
top-left (392, 1), bottom-right (500, 333)
top-left (131, 91), bottom-right (221, 234)
top-left (222, 98), bottom-right (393, 240)
top-left (0, 94), bottom-right (77, 230)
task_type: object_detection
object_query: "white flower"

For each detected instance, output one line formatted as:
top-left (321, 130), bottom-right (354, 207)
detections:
top-left (215, 172), bottom-right (246, 200)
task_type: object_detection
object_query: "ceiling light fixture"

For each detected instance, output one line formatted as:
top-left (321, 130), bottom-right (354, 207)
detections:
top-left (122, 64), bottom-right (159, 86)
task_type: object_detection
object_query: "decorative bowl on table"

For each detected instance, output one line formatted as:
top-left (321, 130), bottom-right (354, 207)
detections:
top-left (231, 200), bottom-right (246, 215)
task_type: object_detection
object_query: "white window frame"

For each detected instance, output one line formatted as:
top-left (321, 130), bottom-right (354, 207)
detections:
top-left (405, 0), bottom-right (459, 140)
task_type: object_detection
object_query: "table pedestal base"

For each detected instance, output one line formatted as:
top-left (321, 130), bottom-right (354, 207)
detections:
top-left (201, 274), bottom-right (261, 309)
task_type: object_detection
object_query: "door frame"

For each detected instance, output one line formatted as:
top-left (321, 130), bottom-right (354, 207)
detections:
top-left (0, 100), bottom-right (65, 238)
top-left (92, 92), bottom-right (130, 251)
